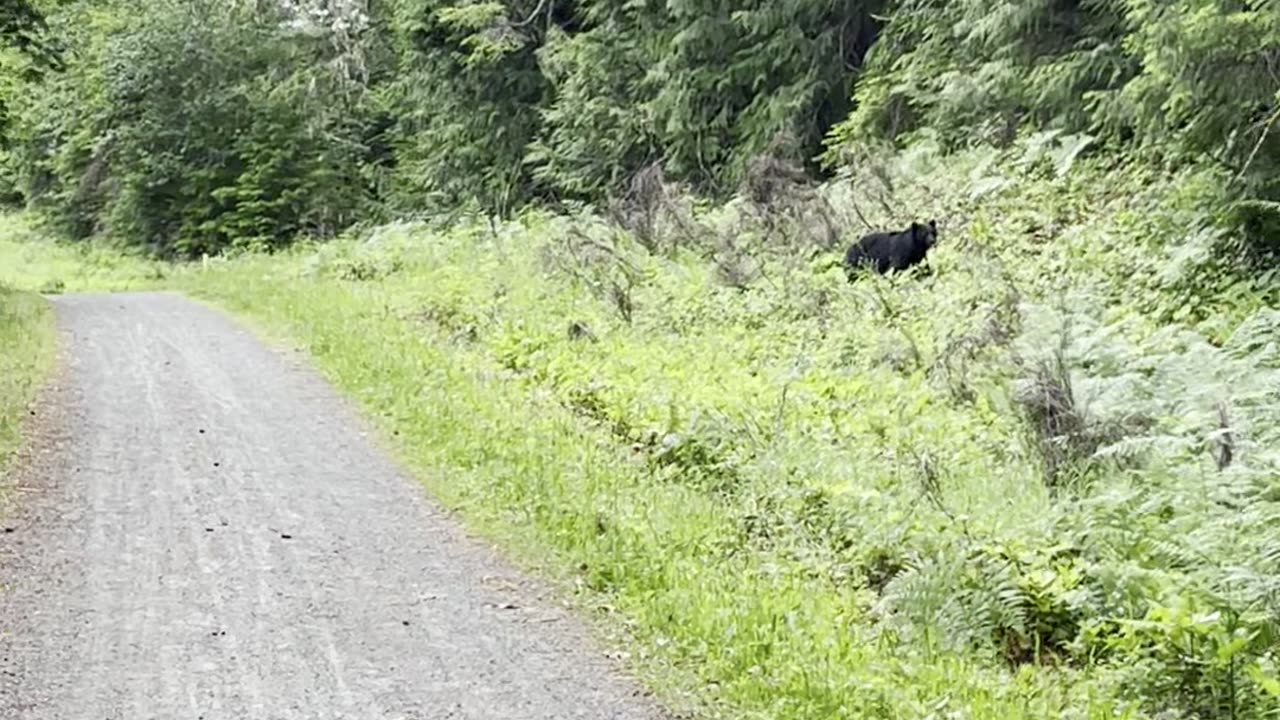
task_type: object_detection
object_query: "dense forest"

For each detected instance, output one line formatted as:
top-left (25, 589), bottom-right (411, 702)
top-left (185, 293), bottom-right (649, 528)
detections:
top-left (5, 1), bottom-right (1280, 718)
top-left (1, 0), bottom-right (1277, 257)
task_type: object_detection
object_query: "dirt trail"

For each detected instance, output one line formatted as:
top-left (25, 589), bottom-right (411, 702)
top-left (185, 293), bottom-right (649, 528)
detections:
top-left (0, 292), bottom-right (665, 720)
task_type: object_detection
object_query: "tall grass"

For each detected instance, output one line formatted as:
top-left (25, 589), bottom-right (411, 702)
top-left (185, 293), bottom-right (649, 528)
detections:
top-left (179, 249), bottom-right (1125, 719)
top-left (0, 213), bottom-right (166, 293)
top-left (6, 136), bottom-right (1279, 718)
top-left (0, 284), bottom-right (56, 487)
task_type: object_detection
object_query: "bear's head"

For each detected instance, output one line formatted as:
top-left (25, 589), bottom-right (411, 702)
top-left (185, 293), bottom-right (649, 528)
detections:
top-left (912, 219), bottom-right (939, 249)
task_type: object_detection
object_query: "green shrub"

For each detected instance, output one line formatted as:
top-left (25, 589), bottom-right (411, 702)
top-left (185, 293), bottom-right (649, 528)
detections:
top-left (0, 282), bottom-right (54, 480)
top-left (5, 0), bottom-right (375, 256)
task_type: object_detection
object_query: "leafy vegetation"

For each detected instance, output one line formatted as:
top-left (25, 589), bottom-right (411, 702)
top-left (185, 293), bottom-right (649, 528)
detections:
top-left (0, 213), bottom-right (165, 292)
top-left (2, 1), bottom-right (378, 255)
top-left (0, 0), bottom-right (60, 69)
top-left (3, 0), bottom-right (1280, 717)
top-left (166, 137), bottom-right (1277, 719)
top-left (2, 0), bottom-right (1276, 254)
top-left (0, 282), bottom-right (55, 490)
top-left (833, 0), bottom-right (1280, 257)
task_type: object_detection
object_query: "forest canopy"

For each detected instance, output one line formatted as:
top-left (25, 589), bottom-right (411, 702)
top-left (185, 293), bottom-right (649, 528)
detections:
top-left (0, 0), bottom-right (1276, 259)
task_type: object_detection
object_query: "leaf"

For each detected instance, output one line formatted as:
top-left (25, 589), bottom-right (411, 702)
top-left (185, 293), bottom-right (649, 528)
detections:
top-left (1247, 663), bottom-right (1280, 698)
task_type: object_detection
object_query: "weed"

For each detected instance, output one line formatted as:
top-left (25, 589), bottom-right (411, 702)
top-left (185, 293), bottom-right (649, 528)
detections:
top-left (0, 285), bottom-right (56, 493)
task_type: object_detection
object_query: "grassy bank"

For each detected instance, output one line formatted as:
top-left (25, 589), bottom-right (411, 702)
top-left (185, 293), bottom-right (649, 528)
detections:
top-left (0, 214), bottom-right (166, 293)
top-left (0, 284), bottom-right (56, 484)
top-left (180, 241), bottom-right (1098, 719)
top-left (5, 138), bottom-right (1280, 718)
top-left (170, 141), bottom-right (1280, 718)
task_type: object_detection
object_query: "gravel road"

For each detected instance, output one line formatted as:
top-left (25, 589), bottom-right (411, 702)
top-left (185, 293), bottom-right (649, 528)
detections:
top-left (0, 292), bottom-right (666, 720)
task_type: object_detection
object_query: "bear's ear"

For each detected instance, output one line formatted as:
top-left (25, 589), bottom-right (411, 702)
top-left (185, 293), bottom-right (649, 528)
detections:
top-left (928, 219), bottom-right (937, 232)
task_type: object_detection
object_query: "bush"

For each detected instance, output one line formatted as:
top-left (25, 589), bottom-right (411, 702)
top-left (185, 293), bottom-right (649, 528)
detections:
top-left (5, 0), bottom-right (375, 256)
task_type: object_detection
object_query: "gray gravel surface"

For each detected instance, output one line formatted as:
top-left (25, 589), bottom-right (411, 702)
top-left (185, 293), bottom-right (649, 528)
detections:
top-left (0, 292), bottom-right (666, 720)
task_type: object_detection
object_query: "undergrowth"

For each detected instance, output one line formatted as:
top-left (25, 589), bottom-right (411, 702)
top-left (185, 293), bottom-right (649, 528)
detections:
top-left (8, 136), bottom-right (1280, 718)
top-left (0, 213), bottom-right (166, 293)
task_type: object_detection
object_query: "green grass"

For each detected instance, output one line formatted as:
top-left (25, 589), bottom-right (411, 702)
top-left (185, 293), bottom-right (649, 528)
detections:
top-left (177, 247), bottom-right (1114, 720)
top-left (0, 213), bottom-right (166, 293)
top-left (7, 138), bottom-right (1280, 718)
top-left (0, 284), bottom-right (57, 490)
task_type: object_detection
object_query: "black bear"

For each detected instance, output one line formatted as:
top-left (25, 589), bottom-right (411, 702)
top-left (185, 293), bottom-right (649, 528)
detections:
top-left (844, 220), bottom-right (938, 277)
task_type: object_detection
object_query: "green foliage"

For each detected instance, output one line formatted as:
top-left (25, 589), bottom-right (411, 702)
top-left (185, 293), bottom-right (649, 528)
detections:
top-left (140, 143), bottom-right (1277, 717)
top-left (530, 0), bottom-right (886, 197)
top-left (375, 0), bottom-right (889, 209)
top-left (3, 0), bottom-right (1279, 269)
top-left (648, 0), bottom-right (884, 190)
top-left (0, 0), bottom-right (61, 70)
top-left (378, 0), bottom-right (551, 216)
top-left (0, 0), bottom-right (62, 204)
top-left (4, 0), bottom-right (376, 256)
top-left (526, 12), bottom-right (663, 200)
top-left (831, 0), bottom-right (1280, 256)
top-left (0, 212), bottom-right (166, 291)
top-left (1097, 1), bottom-right (1280, 174)
top-left (5, 0), bottom-right (1280, 714)
top-left (0, 281), bottom-right (54, 487)
top-left (830, 0), bottom-right (1131, 150)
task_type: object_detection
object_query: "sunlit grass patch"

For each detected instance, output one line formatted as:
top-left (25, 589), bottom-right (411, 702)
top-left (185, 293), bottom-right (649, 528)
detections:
top-left (0, 213), bottom-right (166, 293)
top-left (0, 284), bottom-right (56, 487)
